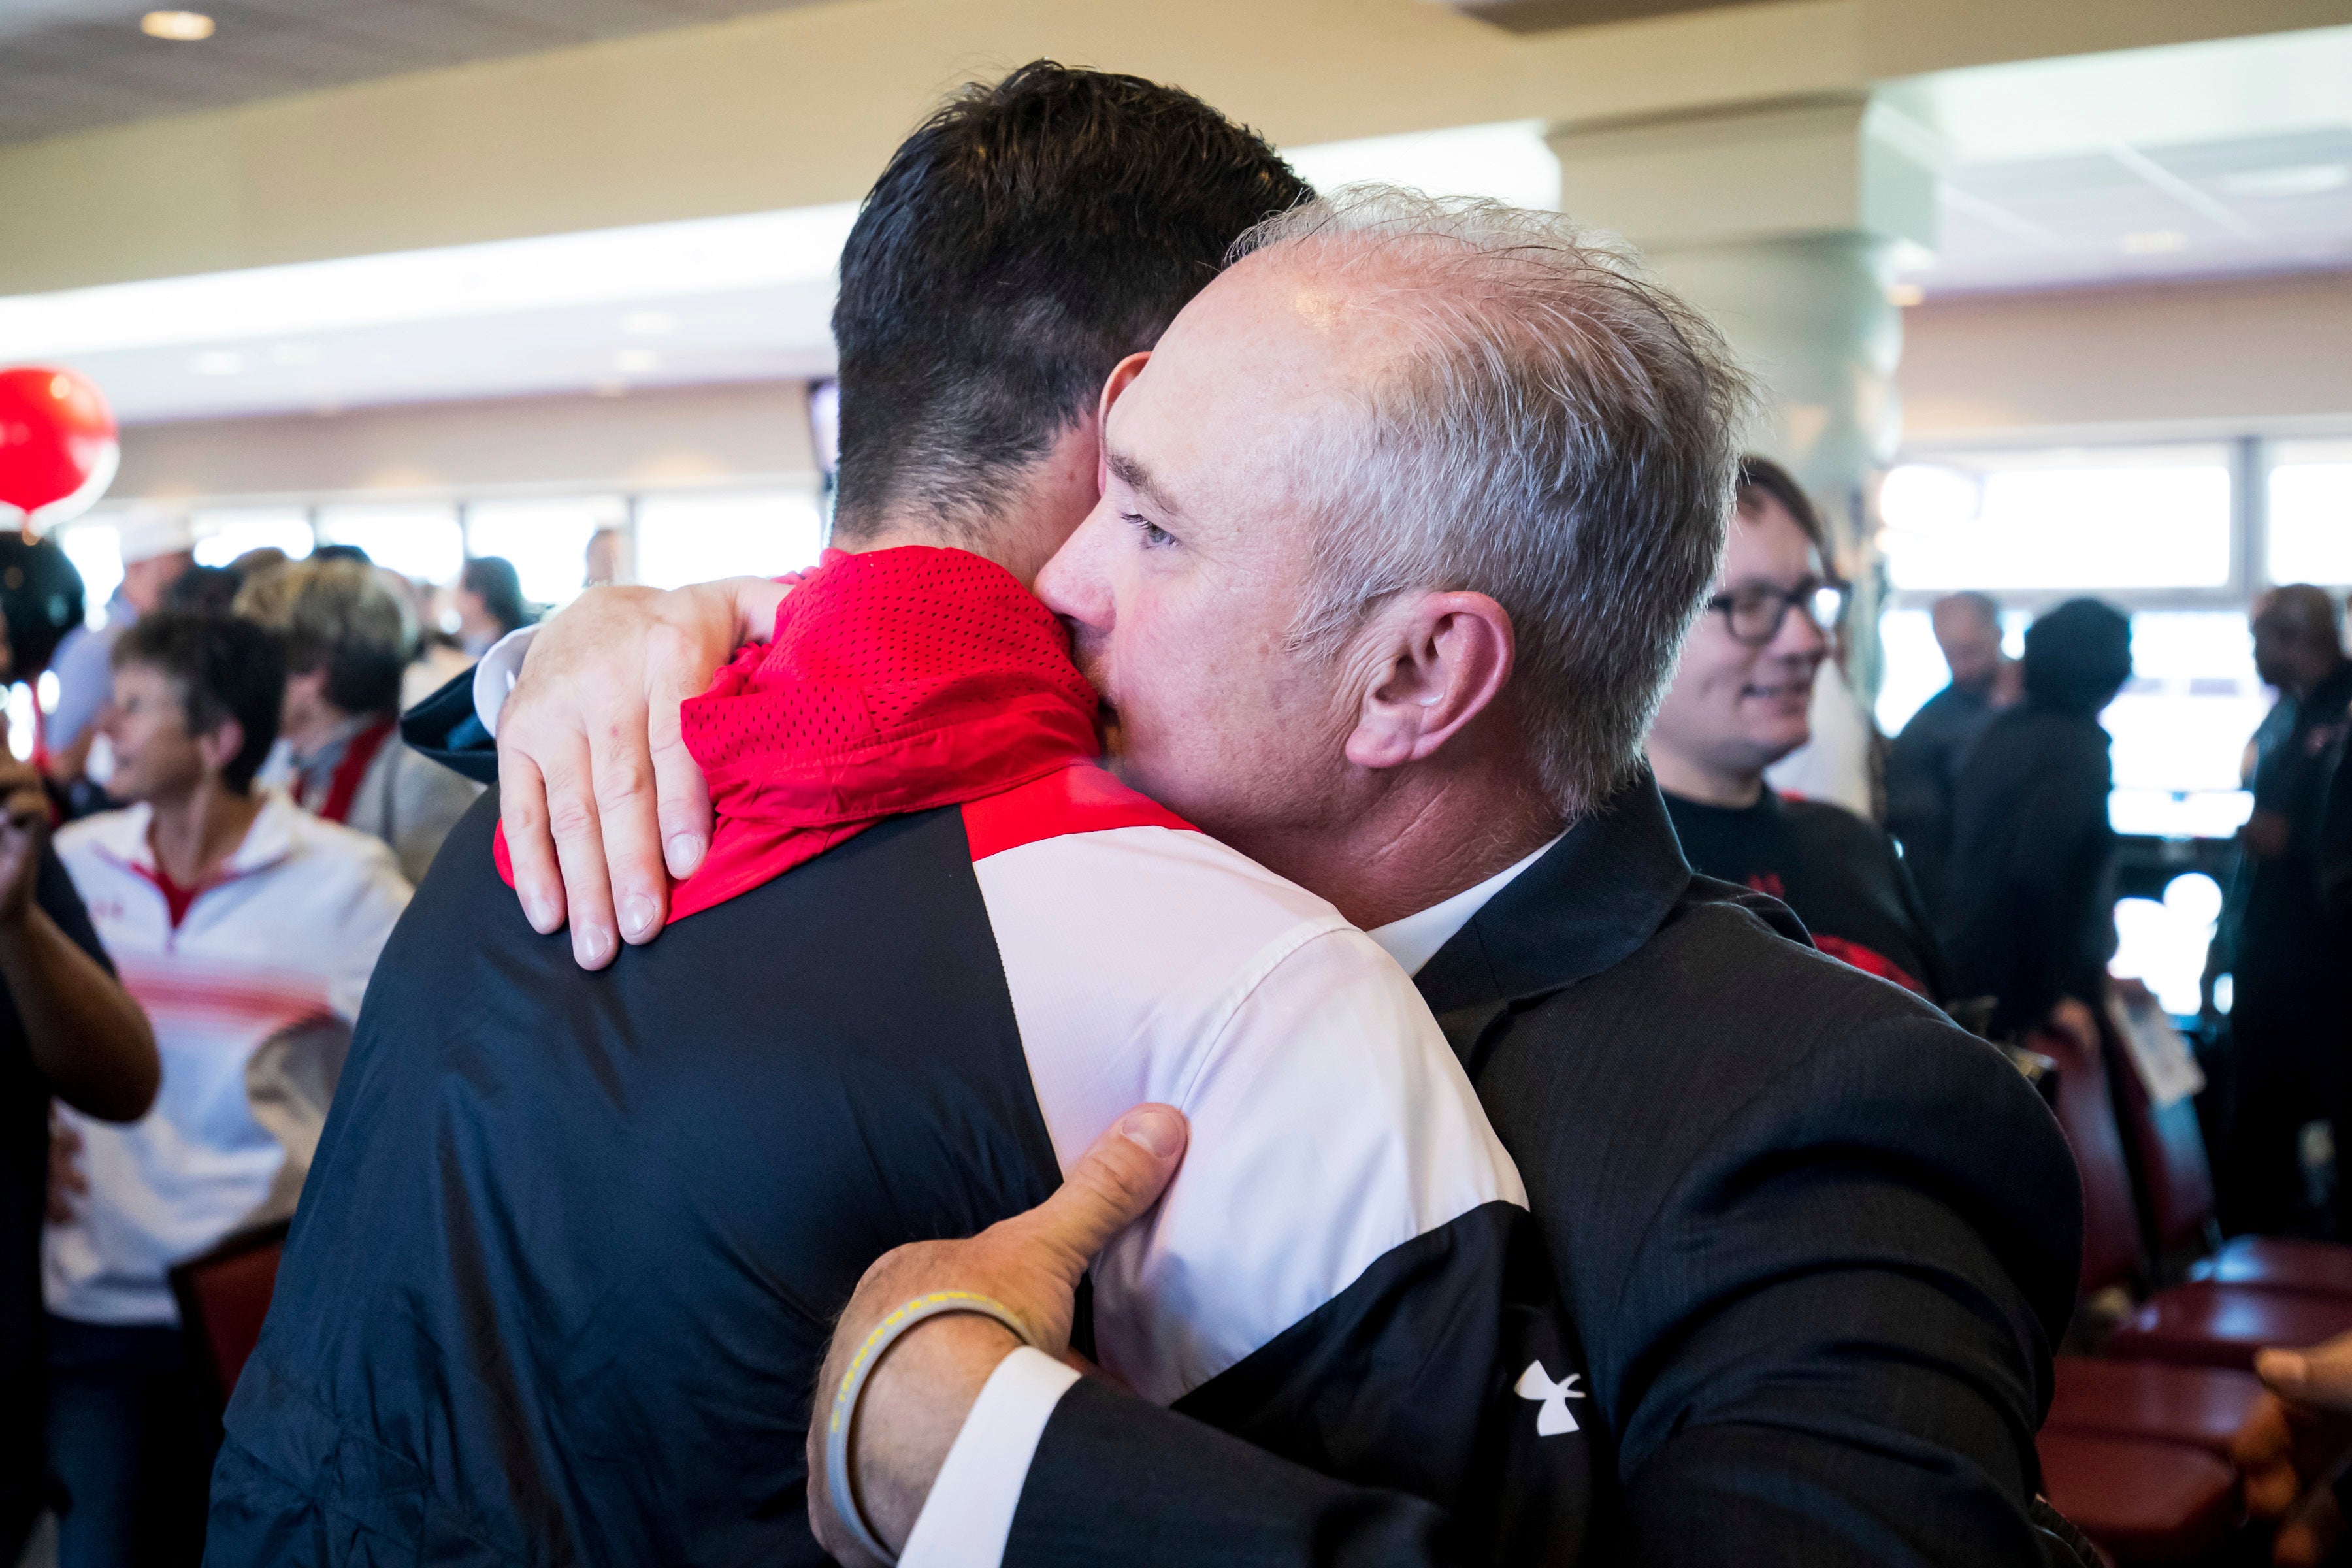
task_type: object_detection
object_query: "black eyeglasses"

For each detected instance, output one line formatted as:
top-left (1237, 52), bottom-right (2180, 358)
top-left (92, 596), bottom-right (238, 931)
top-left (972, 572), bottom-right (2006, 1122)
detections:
top-left (1706, 580), bottom-right (1850, 647)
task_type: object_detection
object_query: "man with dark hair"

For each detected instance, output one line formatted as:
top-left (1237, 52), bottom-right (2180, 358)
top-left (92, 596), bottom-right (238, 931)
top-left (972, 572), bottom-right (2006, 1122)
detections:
top-left (2215, 585), bottom-right (2352, 1235)
top-left (1889, 589), bottom-right (2019, 928)
top-left (46, 613), bottom-right (408, 1568)
top-left (237, 559), bottom-right (480, 881)
top-left (1946, 597), bottom-right (2135, 1041)
top-left (216, 71), bottom-right (1587, 1568)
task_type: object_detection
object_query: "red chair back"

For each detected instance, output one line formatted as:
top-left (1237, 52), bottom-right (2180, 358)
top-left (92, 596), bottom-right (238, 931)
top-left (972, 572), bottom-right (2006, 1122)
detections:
top-left (167, 1217), bottom-right (290, 1412)
top-left (2097, 1002), bottom-right (2216, 1261)
top-left (2027, 1023), bottom-right (2148, 1298)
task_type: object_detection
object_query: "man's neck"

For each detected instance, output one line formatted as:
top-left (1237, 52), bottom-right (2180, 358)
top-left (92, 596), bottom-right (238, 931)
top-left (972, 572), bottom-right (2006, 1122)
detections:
top-left (145, 780), bottom-right (263, 889)
top-left (2289, 655), bottom-right (2352, 704)
top-left (1235, 766), bottom-right (1563, 933)
top-left (1646, 747), bottom-right (1765, 809)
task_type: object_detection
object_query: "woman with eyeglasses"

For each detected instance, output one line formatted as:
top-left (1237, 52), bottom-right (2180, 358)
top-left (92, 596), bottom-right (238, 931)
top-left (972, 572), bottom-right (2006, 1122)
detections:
top-left (1645, 457), bottom-right (1950, 1004)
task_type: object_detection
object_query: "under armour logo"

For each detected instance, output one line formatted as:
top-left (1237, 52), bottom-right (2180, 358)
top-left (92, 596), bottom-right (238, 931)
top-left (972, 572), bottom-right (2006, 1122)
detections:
top-left (1515, 1360), bottom-right (1586, 1436)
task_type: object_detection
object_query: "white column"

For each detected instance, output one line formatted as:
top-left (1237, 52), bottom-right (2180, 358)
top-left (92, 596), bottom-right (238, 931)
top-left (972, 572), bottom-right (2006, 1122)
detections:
top-left (1548, 96), bottom-right (1942, 788)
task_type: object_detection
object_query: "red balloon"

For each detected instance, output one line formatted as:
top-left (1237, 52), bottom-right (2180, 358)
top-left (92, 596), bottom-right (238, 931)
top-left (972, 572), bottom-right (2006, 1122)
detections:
top-left (0, 365), bottom-right (120, 530)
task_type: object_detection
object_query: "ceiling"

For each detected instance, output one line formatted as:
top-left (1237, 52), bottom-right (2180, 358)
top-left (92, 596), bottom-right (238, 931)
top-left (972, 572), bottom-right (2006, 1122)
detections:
top-left (1891, 25), bottom-right (2352, 294)
top-left (0, 18), bottom-right (2345, 423)
top-left (0, 0), bottom-right (834, 144)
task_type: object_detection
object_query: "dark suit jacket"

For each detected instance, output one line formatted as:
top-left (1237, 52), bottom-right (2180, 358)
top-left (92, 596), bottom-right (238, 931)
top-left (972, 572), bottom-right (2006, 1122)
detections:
top-left (1002, 779), bottom-right (2085, 1567)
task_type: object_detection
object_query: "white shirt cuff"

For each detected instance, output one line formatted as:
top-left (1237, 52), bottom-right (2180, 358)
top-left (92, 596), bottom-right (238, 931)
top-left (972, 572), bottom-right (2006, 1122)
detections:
top-left (471, 625), bottom-right (537, 739)
top-left (898, 1346), bottom-right (1082, 1568)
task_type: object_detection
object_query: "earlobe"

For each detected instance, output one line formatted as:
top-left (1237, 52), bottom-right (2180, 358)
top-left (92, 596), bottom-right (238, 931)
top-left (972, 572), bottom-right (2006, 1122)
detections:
top-left (1344, 593), bottom-right (1516, 774)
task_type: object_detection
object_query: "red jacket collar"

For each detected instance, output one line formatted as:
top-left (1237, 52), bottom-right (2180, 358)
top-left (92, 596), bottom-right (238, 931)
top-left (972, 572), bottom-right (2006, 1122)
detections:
top-left (497, 546), bottom-right (1100, 921)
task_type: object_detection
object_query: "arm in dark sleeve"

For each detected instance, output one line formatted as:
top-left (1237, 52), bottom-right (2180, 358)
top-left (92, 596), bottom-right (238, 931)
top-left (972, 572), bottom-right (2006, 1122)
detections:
top-left (2319, 738), bottom-right (2352, 924)
top-left (397, 664), bottom-right (497, 784)
top-left (1601, 1013), bottom-right (2083, 1567)
top-left (1002, 1203), bottom-right (1596, 1567)
top-left (37, 845), bottom-right (111, 972)
top-left (1007, 1379), bottom-right (1466, 1568)
top-left (1882, 719), bottom-right (1950, 851)
top-left (2001, 734), bottom-right (2113, 1009)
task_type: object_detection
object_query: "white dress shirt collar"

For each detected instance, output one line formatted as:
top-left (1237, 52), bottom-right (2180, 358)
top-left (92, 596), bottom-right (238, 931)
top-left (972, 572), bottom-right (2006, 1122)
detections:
top-left (1366, 834), bottom-right (1565, 978)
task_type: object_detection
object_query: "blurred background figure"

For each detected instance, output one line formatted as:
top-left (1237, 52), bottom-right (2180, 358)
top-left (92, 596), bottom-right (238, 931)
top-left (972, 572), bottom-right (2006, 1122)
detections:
top-left (157, 567), bottom-right (240, 619)
top-left (44, 510), bottom-right (192, 793)
top-left (235, 561), bottom-right (482, 883)
top-left (1945, 598), bottom-right (2134, 1040)
top-left (0, 535), bottom-right (153, 1568)
top-left (1886, 590), bottom-right (2019, 928)
top-left (583, 527), bottom-right (630, 588)
top-left (393, 573), bottom-right (473, 711)
top-left (450, 556), bottom-right (532, 657)
top-left (2213, 585), bottom-right (2352, 1237)
top-left (1647, 457), bottom-right (1947, 1002)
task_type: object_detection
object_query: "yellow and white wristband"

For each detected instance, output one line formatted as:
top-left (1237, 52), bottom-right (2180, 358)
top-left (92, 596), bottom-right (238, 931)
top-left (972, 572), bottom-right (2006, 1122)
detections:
top-left (825, 1291), bottom-right (1036, 1566)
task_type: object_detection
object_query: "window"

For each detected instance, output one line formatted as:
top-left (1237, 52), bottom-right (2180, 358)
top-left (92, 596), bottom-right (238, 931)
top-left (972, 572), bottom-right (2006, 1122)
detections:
top-left (315, 502), bottom-right (465, 585)
top-left (1880, 446), bottom-right (2234, 591)
top-left (2268, 440), bottom-right (2352, 586)
top-left (633, 490), bottom-right (824, 591)
top-left (191, 506), bottom-right (313, 569)
top-left (55, 521), bottom-right (123, 626)
top-left (2102, 611), bottom-right (2263, 838)
top-left (465, 497), bottom-right (621, 609)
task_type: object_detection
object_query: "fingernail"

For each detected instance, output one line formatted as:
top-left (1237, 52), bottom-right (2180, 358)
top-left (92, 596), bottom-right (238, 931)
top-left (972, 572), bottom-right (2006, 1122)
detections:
top-left (576, 924), bottom-right (616, 968)
top-left (2266, 1350), bottom-right (2308, 1383)
top-left (1119, 1107), bottom-right (1183, 1160)
top-left (668, 834), bottom-right (706, 876)
top-left (619, 894), bottom-right (657, 941)
top-left (524, 894), bottom-right (558, 934)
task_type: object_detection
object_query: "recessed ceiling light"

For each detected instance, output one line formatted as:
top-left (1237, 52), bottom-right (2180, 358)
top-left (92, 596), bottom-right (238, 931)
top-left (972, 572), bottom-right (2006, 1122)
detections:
top-left (613, 348), bottom-right (659, 374)
top-left (140, 10), bottom-right (215, 40)
top-left (2221, 163), bottom-right (2351, 199)
top-left (621, 310), bottom-right (675, 336)
top-left (2121, 230), bottom-right (2187, 255)
top-left (1886, 282), bottom-right (1925, 308)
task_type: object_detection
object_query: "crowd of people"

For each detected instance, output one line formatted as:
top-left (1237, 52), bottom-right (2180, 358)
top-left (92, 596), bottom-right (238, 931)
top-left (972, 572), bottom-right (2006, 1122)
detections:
top-left (0, 57), bottom-right (2348, 1568)
top-left (0, 527), bottom-right (557, 1565)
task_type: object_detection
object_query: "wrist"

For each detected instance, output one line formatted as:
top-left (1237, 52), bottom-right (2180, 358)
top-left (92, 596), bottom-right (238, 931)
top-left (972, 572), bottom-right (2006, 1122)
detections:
top-left (855, 1315), bottom-right (1022, 1550)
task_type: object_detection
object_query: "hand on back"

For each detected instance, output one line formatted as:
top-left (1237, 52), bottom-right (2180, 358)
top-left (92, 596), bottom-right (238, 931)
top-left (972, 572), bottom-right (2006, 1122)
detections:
top-left (495, 578), bottom-right (786, 968)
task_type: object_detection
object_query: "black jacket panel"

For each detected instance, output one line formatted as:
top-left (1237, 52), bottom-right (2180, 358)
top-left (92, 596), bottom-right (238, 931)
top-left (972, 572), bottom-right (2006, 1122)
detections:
top-left (209, 794), bottom-right (1061, 1566)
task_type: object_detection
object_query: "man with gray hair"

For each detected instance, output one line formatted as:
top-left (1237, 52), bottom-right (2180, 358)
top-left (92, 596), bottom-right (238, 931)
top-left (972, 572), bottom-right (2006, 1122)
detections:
top-left (451, 191), bottom-right (2082, 1563)
top-left (1888, 589), bottom-right (2019, 928)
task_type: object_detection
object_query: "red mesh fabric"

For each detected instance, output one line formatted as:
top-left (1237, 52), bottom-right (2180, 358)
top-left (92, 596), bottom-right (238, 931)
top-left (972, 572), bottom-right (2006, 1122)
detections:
top-left (495, 546), bottom-right (1098, 922)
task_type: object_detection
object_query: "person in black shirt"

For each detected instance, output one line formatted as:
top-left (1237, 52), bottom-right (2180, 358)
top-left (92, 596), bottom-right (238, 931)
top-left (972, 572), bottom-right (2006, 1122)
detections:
top-left (1886, 591), bottom-right (2019, 928)
top-left (0, 536), bottom-right (161, 1563)
top-left (1945, 598), bottom-right (2134, 1041)
top-left (1646, 457), bottom-right (1948, 1000)
top-left (2214, 584), bottom-right (2352, 1235)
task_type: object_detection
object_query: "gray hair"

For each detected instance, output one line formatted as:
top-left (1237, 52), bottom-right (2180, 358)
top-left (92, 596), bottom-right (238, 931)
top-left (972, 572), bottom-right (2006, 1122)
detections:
top-left (1229, 186), bottom-right (1752, 817)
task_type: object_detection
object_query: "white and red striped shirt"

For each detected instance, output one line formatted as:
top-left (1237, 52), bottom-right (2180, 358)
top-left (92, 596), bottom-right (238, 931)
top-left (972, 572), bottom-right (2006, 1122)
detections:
top-left (46, 791), bottom-right (412, 1325)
